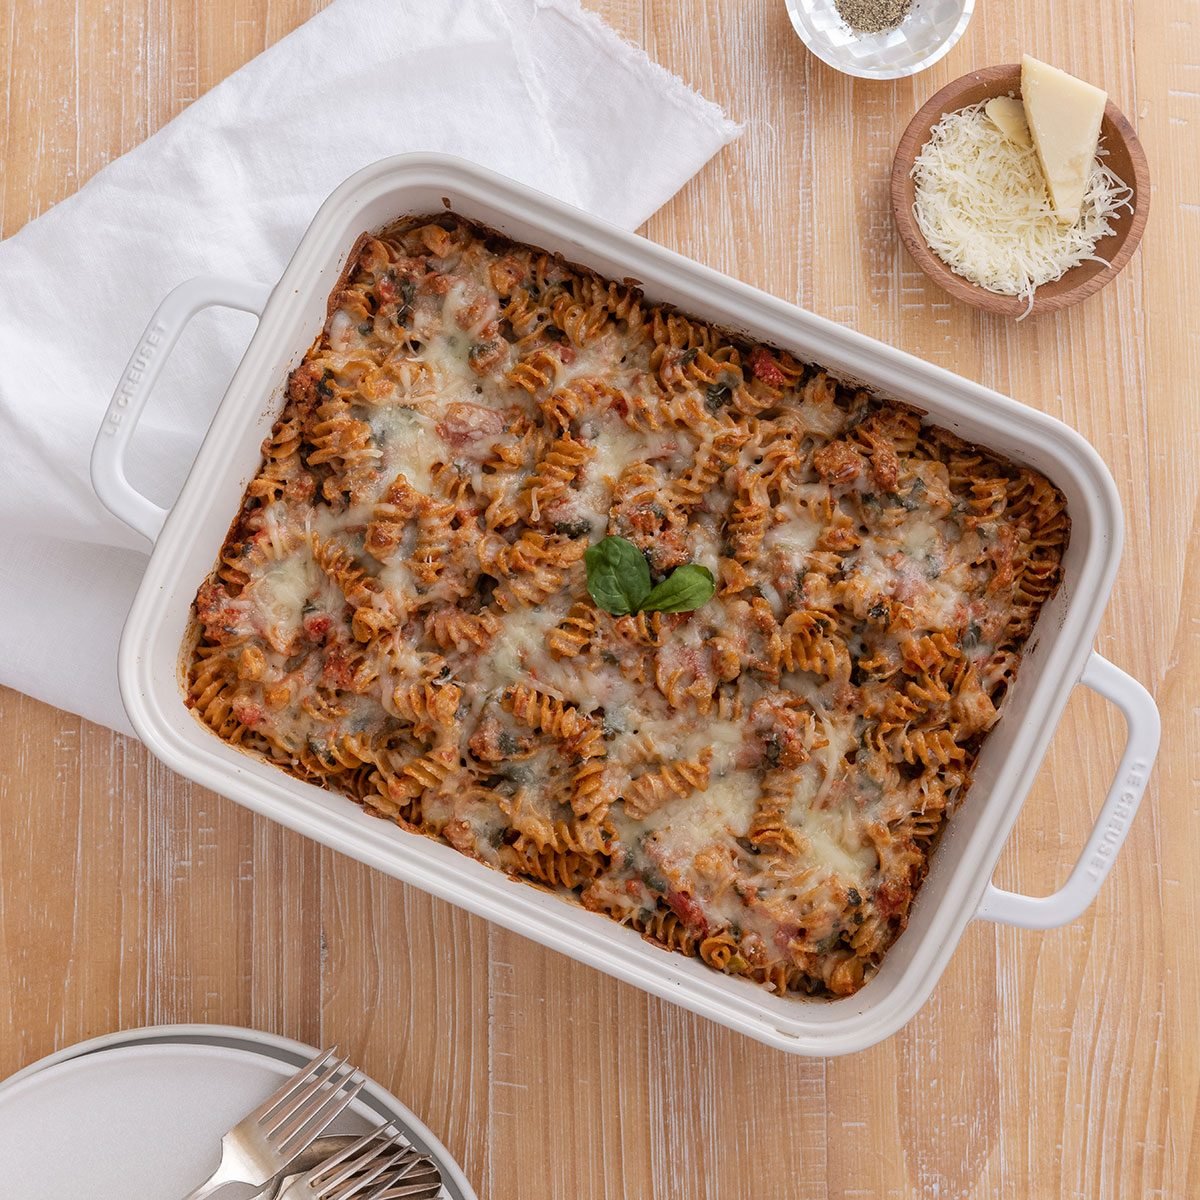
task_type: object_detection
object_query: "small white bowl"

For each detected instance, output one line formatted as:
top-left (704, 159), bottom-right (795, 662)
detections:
top-left (784, 0), bottom-right (975, 80)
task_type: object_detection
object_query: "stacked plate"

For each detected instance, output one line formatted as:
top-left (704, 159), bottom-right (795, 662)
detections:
top-left (0, 1024), bottom-right (476, 1200)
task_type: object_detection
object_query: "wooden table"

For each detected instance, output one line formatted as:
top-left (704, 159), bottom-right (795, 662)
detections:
top-left (2, 2), bottom-right (1196, 1196)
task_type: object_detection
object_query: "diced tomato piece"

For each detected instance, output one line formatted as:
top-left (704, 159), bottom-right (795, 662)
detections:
top-left (665, 889), bottom-right (710, 935)
top-left (304, 613), bottom-right (332, 641)
top-left (748, 345), bottom-right (788, 387)
top-left (232, 701), bottom-right (264, 728)
top-left (322, 645), bottom-right (357, 690)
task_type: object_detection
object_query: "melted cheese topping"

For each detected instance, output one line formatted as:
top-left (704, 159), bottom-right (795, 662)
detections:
top-left (369, 406), bottom-right (441, 492)
top-left (188, 215), bottom-right (1068, 998)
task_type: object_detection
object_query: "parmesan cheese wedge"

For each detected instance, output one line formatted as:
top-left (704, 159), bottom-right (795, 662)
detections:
top-left (1020, 55), bottom-right (1107, 225)
top-left (984, 96), bottom-right (1032, 149)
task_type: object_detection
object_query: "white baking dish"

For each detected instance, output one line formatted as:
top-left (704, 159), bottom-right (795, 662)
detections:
top-left (91, 154), bottom-right (1159, 1056)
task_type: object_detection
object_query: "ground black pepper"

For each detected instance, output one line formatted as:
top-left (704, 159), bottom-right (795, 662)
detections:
top-left (834, 0), bottom-right (912, 34)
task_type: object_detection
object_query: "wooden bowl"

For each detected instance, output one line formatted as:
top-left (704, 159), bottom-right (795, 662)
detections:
top-left (890, 64), bottom-right (1150, 317)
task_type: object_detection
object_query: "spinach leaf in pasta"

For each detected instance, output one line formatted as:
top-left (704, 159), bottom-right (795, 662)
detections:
top-left (641, 563), bottom-right (715, 613)
top-left (585, 536), bottom-right (652, 615)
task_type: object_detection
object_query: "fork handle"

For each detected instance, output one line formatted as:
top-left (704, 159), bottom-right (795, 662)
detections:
top-left (180, 1178), bottom-right (233, 1200)
top-left (180, 1185), bottom-right (230, 1200)
top-left (179, 1161), bottom-right (259, 1200)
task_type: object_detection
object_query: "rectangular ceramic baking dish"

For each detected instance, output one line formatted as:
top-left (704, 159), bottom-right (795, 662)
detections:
top-left (91, 154), bottom-right (1159, 1056)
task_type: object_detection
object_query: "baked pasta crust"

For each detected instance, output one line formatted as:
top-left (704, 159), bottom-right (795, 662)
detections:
top-left (187, 214), bottom-right (1068, 997)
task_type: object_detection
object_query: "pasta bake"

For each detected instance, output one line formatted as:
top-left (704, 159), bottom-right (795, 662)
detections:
top-left (187, 214), bottom-right (1068, 997)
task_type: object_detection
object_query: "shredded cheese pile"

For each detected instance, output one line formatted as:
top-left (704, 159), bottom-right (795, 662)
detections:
top-left (911, 100), bottom-right (1133, 317)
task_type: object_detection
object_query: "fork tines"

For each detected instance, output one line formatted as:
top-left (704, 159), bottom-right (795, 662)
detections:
top-left (372, 1156), bottom-right (442, 1199)
top-left (303, 1127), bottom-right (435, 1199)
top-left (250, 1048), bottom-right (366, 1159)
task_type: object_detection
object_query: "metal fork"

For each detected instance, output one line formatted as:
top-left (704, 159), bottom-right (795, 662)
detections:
top-left (261, 1135), bottom-right (442, 1200)
top-left (181, 1048), bottom-right (365, 1199)
top-left (369, 1161), bottom-right (444, 1200)
top-left (275, 1127), bottom-right (439, 1199)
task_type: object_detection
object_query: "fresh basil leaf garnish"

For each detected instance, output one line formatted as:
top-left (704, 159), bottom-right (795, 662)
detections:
top-left (584, 536), bottom-right (651, 616)
top-left (640, 563), bottom-right (716, 613)
top-left (585, 536), bottom-right (715, 616)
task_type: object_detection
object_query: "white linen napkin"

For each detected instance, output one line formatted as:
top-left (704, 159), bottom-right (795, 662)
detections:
top-left (0, 0), bottom-right (739, 736)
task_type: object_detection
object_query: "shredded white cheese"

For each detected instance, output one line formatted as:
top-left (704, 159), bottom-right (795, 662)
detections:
top-left (911, 100), bottom-right (1133, 318)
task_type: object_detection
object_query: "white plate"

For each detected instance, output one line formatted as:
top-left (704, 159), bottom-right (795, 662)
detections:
top-left (0, 1033), bottom-right (473, 1200)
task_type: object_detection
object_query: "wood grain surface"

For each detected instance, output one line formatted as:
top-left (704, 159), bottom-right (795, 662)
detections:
top-left (1, 2), bottom-right (1196, 1197)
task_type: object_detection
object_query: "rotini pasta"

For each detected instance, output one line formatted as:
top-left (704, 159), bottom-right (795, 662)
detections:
top-left (187, 214), bottom-right (1068, 999)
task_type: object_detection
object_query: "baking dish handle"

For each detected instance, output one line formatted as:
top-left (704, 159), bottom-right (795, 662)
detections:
top-left (91, 276), bottom-right (270, 545)
top-left (976, 652), bottom-right (1159, 929)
